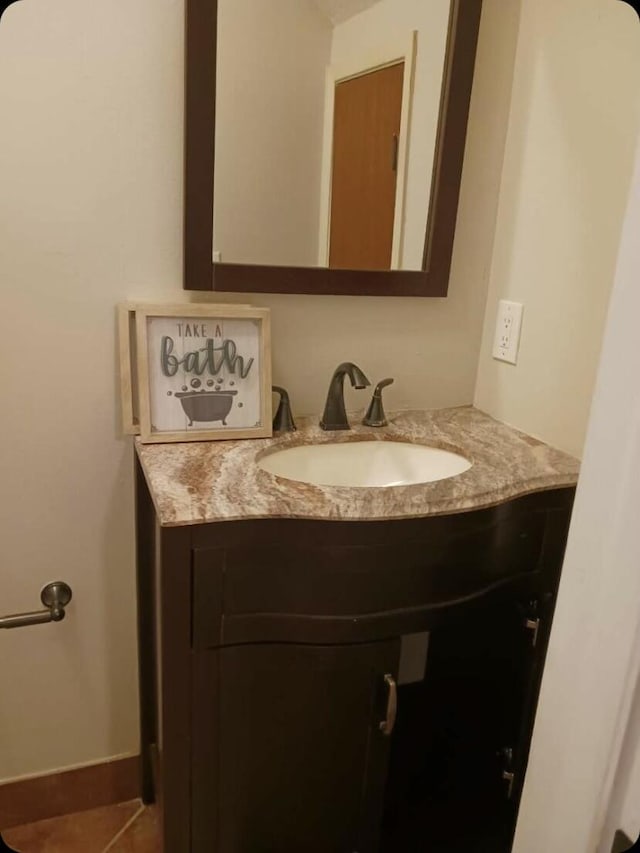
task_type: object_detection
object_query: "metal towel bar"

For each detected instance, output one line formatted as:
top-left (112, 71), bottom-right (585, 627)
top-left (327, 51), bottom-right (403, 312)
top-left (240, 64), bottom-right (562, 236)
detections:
top-left (0, 581), bottom-right (73, 630)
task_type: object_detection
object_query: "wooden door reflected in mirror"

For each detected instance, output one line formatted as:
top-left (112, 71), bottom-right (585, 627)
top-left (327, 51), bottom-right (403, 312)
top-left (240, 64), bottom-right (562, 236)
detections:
top-left (329, 62), bottom-right (404, 271)
top-left (184, 0), bottom-right (483, 296)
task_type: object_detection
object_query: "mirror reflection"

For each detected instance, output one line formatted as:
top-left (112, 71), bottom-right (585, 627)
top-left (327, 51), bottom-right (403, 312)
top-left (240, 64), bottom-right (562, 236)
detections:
top-left (214, 0), bottom-right (452, 271)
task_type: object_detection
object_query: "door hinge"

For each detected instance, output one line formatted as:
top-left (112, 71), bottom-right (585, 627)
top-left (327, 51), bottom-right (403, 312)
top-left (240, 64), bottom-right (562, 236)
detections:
top-left (502, 770), bottom-right (516, 799)
top-left (524, 617), bottom-right (540, 647)
top-left (499, 746), bottom-right (516, 799)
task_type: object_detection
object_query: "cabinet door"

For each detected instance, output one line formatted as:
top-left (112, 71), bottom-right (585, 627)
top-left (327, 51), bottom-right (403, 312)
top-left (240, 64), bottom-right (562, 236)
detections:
top-left (192, 640), bottom-right (400, 853)
top-left (381, 601), bottom-right (544, 853)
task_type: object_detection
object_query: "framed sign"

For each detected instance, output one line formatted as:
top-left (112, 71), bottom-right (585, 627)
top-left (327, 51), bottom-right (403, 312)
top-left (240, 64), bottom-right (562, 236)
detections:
top-left (120, 303), bottom-right (272, 443)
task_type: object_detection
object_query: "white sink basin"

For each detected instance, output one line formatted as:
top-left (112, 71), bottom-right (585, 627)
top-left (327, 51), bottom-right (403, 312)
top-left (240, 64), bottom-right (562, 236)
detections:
top-left (258, 441), bottom-right (471, 488)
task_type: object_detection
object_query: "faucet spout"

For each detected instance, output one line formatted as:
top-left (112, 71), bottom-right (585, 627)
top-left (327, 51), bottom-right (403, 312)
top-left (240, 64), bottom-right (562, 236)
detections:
top-left (320, 362), bottom-right (370, 431)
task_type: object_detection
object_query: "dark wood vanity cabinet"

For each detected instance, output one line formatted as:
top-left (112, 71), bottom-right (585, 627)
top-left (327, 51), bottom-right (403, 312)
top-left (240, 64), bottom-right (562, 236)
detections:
top-left (135, 459), bottom-right (574, 853)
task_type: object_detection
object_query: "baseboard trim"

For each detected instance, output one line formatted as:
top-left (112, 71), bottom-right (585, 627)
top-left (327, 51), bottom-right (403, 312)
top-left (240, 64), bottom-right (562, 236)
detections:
top-left (0, 755), bottom-right (140, 829)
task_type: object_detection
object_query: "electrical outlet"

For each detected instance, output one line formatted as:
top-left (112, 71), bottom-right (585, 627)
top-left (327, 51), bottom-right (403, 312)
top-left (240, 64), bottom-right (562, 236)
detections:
top-left (492, 300), bottom-right (523, 364)
top-left (212, 249), bottom-right (222, 262)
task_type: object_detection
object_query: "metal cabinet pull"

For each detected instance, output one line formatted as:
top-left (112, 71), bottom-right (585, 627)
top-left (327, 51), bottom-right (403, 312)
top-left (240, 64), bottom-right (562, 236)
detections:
top-left (379, 673), bottom-right (397, 736)
top-left (0, 582), bottom-right (73, 630)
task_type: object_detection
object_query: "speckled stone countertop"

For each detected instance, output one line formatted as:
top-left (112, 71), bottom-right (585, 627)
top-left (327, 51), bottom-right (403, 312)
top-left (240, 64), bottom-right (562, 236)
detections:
top-left (134, 406), bottom-right (580, 527)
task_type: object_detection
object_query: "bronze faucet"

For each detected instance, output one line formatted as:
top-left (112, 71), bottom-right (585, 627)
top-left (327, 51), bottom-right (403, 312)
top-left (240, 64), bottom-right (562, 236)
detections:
top-left (320, 362), bottom-right (370, 430)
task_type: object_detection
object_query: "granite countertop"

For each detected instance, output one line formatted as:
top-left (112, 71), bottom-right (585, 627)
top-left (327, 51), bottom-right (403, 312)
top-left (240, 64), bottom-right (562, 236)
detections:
top-left (134, 406), bottom-right (580, 527)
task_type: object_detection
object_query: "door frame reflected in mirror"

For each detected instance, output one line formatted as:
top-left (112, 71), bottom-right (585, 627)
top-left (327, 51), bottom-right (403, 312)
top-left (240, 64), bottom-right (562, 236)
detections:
top-left (184, 0), bottom-right (483, 297)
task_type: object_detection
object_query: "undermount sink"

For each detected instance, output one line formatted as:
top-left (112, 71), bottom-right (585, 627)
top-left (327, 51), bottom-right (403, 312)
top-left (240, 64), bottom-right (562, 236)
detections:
top-left (258, 441), bottom-right (472, 488)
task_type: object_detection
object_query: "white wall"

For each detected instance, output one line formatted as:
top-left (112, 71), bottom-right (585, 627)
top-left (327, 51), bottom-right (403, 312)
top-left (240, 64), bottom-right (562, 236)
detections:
top-left (0, 0), bottom-right (515, 782)
top-left (618, 721), bottom-right (640, 844)
top-left (602, 679), bottom-right (640, 849)
top-left (474, 0), bottom-right (640, 458)
top-left (328, 0), bottom-right (451, 269)
top-left (214, 0), bottom-right (332, 266)
top-left (513, 104), bottom-right (640, 853)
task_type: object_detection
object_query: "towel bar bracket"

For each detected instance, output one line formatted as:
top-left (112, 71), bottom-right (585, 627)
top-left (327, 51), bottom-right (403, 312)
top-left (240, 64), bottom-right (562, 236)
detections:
top-left (0, 581), bottom-right (73, 630)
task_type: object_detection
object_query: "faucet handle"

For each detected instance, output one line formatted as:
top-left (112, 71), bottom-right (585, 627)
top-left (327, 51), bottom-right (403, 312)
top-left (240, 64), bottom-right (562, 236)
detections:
top-left (272, 386), bottom-right (297, 433)
top-left (363, 378), bottom-right (394, 428)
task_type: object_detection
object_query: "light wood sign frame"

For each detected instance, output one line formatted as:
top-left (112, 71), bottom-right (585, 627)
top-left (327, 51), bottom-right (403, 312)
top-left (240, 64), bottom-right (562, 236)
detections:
top-left (120, 303), bottom-right (272, 443)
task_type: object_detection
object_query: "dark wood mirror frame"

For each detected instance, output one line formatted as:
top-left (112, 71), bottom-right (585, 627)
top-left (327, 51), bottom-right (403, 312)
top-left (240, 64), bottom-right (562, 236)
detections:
top-left (185, 0), bottom-right (483, 297)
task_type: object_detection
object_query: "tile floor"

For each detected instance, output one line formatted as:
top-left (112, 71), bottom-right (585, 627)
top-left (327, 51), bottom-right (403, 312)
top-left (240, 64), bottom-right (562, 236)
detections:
top-left (1, 800), bottom-right (160, 852)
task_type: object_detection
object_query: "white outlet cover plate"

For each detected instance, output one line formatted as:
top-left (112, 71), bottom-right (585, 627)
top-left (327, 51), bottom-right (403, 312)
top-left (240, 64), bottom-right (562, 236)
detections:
top-left (492, 299), bottom-right (524, 364)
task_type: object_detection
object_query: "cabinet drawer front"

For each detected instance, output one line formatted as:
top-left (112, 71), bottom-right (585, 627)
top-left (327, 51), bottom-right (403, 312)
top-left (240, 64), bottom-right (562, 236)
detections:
top-left (223, 514), bottom-right (546, 615)
top-left (192, 504), bottom-right (550, 648)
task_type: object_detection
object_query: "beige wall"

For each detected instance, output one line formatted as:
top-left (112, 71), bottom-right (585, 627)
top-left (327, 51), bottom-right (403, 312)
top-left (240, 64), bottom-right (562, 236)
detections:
top-left (214, 0), bottom-right (332, 266)
top-left (3, 0), bottom-right (635, 792)
top-left (0, 0), bottom-right (184, 782)
top-left (0, 0), bottom-right (514, 782)
top-left (474, 0), bottom-right (640, 458)
top-left (2, 0), bottom-right (635, 793)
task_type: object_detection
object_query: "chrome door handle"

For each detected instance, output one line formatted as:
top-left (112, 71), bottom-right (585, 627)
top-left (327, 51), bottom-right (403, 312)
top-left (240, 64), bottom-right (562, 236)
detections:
top-left (379, 673), bottom-right (397, 736)
top-left (0, 582), bottom-right (73, 630)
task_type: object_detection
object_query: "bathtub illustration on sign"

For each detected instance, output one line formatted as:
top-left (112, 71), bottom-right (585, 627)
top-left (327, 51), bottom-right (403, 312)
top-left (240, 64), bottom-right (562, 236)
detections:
top-left (174, 389), bottom-right (238, 426)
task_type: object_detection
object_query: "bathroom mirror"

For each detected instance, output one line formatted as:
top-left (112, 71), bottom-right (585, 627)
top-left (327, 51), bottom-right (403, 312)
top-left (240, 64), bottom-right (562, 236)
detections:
top-left (185, 0), bottom-right (482, 296)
